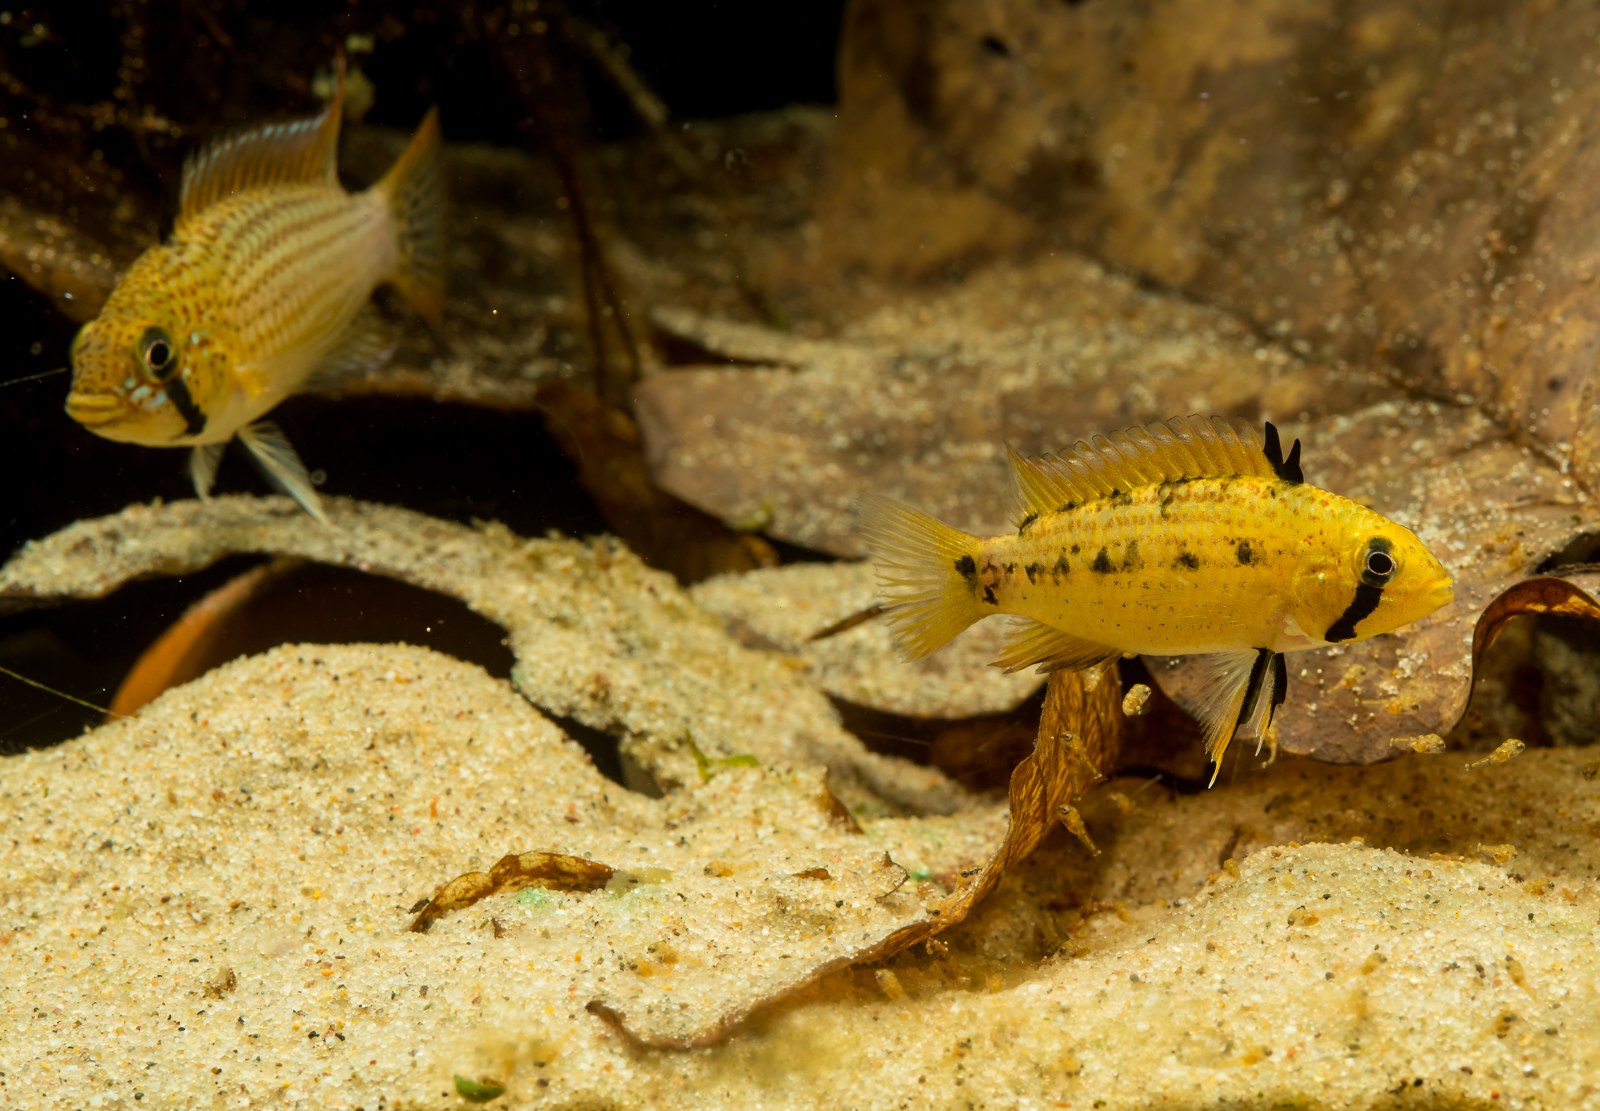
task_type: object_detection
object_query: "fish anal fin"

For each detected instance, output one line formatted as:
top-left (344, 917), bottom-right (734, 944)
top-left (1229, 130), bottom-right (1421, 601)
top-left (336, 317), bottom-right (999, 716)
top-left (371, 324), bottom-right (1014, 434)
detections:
top-left (1009, 415), bottom-right (1282, 525)
top-left (304, 305), bottom-right (396, 392)
top-left (994, 617), bottom-right (1120, 674)
top-left (1189, 648), bottom-right (1282, 787)
top-left (374, 106), bottom-right (445, 323)
top-left (178, 56), bottom-right (346, 225)
top-left (237, 421), bottom-right (328, 524)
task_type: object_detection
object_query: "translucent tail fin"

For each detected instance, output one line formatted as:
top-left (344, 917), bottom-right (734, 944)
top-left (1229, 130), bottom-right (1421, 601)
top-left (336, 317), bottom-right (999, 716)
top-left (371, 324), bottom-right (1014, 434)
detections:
top-left (376, 107), bottom-right (445, 323)
top-left (857, 494), bottom-right (985, 658)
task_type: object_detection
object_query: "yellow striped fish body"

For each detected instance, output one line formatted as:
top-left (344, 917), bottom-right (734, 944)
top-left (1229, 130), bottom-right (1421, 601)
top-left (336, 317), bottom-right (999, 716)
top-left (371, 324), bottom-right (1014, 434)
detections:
top-left (860, 416), bottom-right (1454, 782)
top-left (65, 62), bottom-right (443, 520)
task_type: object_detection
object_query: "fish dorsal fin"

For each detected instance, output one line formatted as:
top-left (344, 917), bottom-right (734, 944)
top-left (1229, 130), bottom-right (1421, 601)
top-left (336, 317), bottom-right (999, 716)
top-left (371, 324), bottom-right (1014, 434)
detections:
top-left (178, 59), bottom-right (346, 225)
top-left (1009, 415), bottom-right (1284, 526)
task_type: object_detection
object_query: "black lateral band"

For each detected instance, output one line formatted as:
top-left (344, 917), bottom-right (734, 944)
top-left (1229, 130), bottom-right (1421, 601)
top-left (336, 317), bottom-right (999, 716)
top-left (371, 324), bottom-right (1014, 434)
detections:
top-left (166, 376), bottom-right (208, 439)
top-left (1325, 582), bottom-right (1384, 643)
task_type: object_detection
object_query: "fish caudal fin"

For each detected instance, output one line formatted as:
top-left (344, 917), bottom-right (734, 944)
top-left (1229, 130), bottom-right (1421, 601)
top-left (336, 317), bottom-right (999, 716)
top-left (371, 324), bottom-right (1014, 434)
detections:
top-left (1190, 648), bottom-right (1286, 786)
top-left (237, 421), bottom-right (328, 524)
top-left (857, 494), bottom-right (985, 658)
top-left (376, 107), bottom-right (445, 324)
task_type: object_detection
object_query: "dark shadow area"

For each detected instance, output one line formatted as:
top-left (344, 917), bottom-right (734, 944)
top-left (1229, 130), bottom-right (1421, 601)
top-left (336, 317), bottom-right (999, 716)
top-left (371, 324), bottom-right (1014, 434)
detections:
top-left (0, 559), bottom-right (631, 785)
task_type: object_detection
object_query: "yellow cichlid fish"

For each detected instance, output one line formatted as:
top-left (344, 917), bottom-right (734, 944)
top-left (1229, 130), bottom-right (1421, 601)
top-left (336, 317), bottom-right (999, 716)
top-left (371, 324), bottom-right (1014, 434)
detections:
top-left (64, 62), bottom-right (443, 521)
top-left (860, 415), bottom-right (1455, 783)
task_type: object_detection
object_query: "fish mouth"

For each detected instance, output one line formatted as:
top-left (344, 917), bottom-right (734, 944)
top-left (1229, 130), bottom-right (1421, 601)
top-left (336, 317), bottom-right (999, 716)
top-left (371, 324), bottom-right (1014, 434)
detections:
top-left (65, 390), bottom-right (127, 427)
top-left (1432, 578), bottom-right (1456, 609)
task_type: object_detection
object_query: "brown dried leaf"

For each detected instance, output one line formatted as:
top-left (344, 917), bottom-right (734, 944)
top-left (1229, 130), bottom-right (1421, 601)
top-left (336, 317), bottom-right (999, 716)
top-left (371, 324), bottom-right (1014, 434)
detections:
top-left (408, 851), bottom-right (616, 934)
top-left (534, 380), bottom-right (777, 582)
top-left (631, 0), bottom-right (1600, 767)
top-left (636, 250), bottom-right (1598, 764)
top-left (689, 561), bottom-right (1042, 720)
top-left (591, 662), bottom-right (1122, 1048)
top-left (0, 497), bottom-right (965, 816)
top-left (1473, 572), bottom-right (1600, 665)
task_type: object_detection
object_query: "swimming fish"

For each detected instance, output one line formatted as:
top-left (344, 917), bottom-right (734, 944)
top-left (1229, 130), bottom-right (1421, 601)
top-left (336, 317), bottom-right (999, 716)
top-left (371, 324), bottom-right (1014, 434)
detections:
top-left (64, 62), bottom-right (443, 521)
top-left (859, 415), bottom-right (1454, 783)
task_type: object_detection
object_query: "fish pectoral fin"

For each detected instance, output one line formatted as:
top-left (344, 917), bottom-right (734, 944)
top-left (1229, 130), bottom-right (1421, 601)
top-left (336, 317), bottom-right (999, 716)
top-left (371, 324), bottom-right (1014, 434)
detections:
top-left (993, 617), bottom-right (1120, 674)
top-left (189, 442), bottom-right (227, 500)
top-left (237, 421), bottom-right (328, 524)
top-left (233, 362), bottom-right (274, 401)
top-left (1189, 648), bottom-right (1283, 787)
top-left (304, 306), bottom-right (396, 393)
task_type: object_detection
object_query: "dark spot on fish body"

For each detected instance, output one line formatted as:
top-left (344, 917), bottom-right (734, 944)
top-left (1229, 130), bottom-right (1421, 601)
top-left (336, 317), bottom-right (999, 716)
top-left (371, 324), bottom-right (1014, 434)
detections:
top-left (1002, 562), bottom-right (1016, 574)
top-left (1024, 562), bottom-right (1044, 584)
top-left (1070, 544), bottom-right (1081, 555)
top-left (982, 585), bottom-right (998, 606)
top-left (1122, 539), bottom-right (1143, 571)
top-left (1018, 512), bottom-right (1039, 534)
top-left (1058, 503), bottom-right (1079, 514)
top-left (1053, 551), bottom-right (1071, 578)
top-left (1175, 550), bottom-right (1201, 571)
top-left (1109, 488), bottom-right (1132, 506)
top-left (1235, 540), bottom-right (1257, 566)
top-left (954, 553), bottom-right (978, 580)
top-left (1091, 547), bottom-right (1115, 574)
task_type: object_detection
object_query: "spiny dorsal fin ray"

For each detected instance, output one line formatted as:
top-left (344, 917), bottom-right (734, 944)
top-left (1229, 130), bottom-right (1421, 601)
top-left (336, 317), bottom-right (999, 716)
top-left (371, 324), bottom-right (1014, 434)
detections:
top-left (1009, 415), bottom-right (1285, 527)
top-left (178, 57), bottom-right (346, 226)
top-left (1262, 421), bottom-right (1304, 484)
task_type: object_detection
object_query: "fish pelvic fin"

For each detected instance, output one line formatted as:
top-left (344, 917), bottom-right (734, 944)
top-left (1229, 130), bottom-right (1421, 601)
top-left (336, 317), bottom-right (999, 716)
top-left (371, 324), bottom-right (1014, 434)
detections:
top-left (237, 421), bottom-right (329, 524)
top-left (1190, 648), bottom-right (1283, 787)
top-left (190, 442), bottom-right (227, 500)
top-left (994, 617), bottom-right (1121, 674)
top-left (857, 494), bottom-right (985, 659)
top-left (178, 57), bottom-right (345, 227)
top-left (376, 106), bottom-right (445, 324)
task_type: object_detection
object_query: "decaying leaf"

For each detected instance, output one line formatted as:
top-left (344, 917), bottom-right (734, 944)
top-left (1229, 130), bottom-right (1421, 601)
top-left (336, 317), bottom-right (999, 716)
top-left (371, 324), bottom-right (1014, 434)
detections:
top-left (584, 662), bottom-right (1122, 1049)
top-left (534, 380), bottom-right (778, 582)
top-left (0, 496), bottom-right (965, 816)
top-left (0, 496), bottom-right (1128, 1047)
top-left (689, 561), bottom-right (1042, 720)
top-left (636, 249), bottom-right (1600, 766)
top-left (1471, 572), bottom-right (1600, 663)
top-left (409, 852), bottom-right (616, 934)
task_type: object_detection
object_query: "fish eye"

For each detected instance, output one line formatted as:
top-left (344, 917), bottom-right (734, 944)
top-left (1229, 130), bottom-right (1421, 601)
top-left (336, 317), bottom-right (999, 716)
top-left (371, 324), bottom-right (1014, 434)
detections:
top-left (1361, 543), bottom-right (1398, 586)
top-left (138, 327), bottom-right (179, 382)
